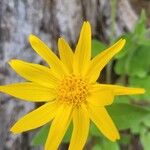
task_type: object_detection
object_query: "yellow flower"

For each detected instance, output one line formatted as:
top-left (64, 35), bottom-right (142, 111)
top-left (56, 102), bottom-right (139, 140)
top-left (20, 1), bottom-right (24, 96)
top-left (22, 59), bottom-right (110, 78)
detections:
top-left (0, 22), bottom-right (145, 150)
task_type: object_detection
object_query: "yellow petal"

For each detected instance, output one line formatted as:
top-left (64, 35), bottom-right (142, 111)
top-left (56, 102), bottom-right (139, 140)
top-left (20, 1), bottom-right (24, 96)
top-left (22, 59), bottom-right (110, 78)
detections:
top-left (29, 34), bottom-right (69, 75)
top-left (45, 104), bottom-right (72, 150)
top-left (58, 38), bottom-right (74, 73)
top-left (86, 39), bottom-right (126, 83)
top-left (92, 84), bottom-right (145, 95)
top-left (88, 104), bottom-right (120, 141)
top-left (0, 82), bottom-right (56, 102)
top-left (11, 101), bottom-right (58, 133)
top-left (9, 59), bottom-right (59, 88)
top-left (73, 22), bottom-right (91, 75)
top-left (87, 89), bottom-right (114, 106)
top-left (69, 104), bottom-right (90, 150)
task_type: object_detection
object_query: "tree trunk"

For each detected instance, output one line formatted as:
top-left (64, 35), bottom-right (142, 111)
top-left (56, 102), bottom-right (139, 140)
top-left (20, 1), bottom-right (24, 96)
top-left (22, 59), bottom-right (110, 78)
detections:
top-left (0, 0), bottom-right (137, 149)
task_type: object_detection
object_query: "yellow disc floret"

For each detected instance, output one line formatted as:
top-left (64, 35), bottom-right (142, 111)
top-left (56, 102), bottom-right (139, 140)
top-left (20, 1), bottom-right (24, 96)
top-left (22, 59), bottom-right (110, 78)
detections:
top-left (57, 75), bottom-right (89, 107)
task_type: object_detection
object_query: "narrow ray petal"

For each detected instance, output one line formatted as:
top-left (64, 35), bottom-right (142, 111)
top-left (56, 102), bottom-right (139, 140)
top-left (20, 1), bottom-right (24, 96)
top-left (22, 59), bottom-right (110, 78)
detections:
top-left (73, 22), bottom-right (91, 75)
top-left (45, 104), bottom-right (72, 150)
top-left (87, 90), bottom-right (114, 106)
top-left (0, 82), bottom-right (56, 102)
top-left (69, 104), bottom-right (90, 150)
top-left (86, 39), bottom-right (126, 83)
top-left (29, 34), bottom-right (69, 75)
top-left (9, 59), bottom-right (60, 88)
top-left (88, 104), bottom-right (120, 141)
top-left (58, 38), bottom-right (74, 73)
top-left (92, 84), bottom-right (145, 96)
top-left (11, 101), bottom-right (58, 133)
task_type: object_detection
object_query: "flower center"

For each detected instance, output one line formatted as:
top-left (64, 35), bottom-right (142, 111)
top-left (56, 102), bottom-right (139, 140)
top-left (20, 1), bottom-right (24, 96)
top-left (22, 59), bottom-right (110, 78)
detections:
top-left (57, 75), bottom-right (88, 107)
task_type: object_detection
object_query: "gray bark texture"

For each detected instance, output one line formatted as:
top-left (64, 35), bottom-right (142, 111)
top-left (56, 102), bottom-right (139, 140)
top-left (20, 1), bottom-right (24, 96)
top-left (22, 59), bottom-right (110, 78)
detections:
top-left (0, 0), bottom-right (138, 149)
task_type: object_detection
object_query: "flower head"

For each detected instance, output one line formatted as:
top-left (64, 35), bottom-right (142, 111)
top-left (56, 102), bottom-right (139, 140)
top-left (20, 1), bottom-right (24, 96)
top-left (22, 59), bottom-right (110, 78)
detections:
top-left (0, 22), bottom-right (145, 150)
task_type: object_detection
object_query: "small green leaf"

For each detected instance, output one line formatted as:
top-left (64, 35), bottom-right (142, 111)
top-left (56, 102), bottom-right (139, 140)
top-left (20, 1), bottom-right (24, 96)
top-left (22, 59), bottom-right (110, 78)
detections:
top-left (102, 139), bottom-right (119, 150)
top-left (130, 121), bottom-right (141, 134)
top-left (92, 138), bottom-right (119, 150)
top-left (31, 124), bottom-right (49, 146)
top-left (107, 103), bottom-right (150, 130)
top-left (140, 128), bottom-right (150, 150)
top-left (134, 9), bottom-right (147, 36)
top-left (142, 114), bottom-right (150, 127)
top-left (138, 38), bottom-right (150, 46)
top-left (90, 122), bottom-right (101, 137)
top-left (92, 39), bottom-right (106, 57)
top-left (114, 96), bottom-right (130, 104)
top-left (92, 144), bottom-right (102, 150)
top-left (115, 34), bottom-right (132, 60)
top-left (114, 10), bottom-right (150, 77)
top-left (129, 76), bottom-right (150, 100)
top-left (128, 46), bottom-right (150, 78)
top-left (114, 56), bottom-right (126, 75)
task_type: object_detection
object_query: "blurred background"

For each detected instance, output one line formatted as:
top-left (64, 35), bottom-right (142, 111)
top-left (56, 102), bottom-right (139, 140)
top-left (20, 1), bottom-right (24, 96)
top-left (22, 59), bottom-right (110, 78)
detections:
top-left (0, 0), bottom-right (150, 149)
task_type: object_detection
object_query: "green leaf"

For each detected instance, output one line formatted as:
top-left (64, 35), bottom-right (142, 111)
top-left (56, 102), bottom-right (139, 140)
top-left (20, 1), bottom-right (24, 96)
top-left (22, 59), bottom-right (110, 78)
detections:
top-left (118, 134), bottom-right (131, 145)
top-left (92, 144), bottom-right (102, 150)
top-left (114, 10), bottom-right (150, 77)
top-left (107, 103), bottom-right (150, 130)
top-left (92, 138), bottom-right (119, 150)
top-left (128, 46), bottom-right (150, 78)
top-left (90, 122), bottom-right (102, 137)
top-left (101, 139), bottom-right (119, 150)
top-left (143, 115), bottom-right (150, 127)
top-left (115, 34), bottom-right (132, 60)
top-left (130, 121), bottom-right (141, 134)
top-left (138, 38), bottom-right (150, 46)
top-left (134, 9), bottom-right (147, 37)
top-left (129, 76), bottom-right (150, 99)
top-left (114, 56), bottom-right (126, 75)
top-left (92, 39), bottom-right (106, 57)
top-left (140, 128), bottom-right (150, 150)
top-left (114, 96), bottom-right (130, 104)
top-left (31, 124), bottom-right (49, 146)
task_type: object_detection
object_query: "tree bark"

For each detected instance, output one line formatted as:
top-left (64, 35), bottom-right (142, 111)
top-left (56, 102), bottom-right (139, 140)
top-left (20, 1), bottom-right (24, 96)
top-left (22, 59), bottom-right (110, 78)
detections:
top-left (0, 0), bottom-right (138, 149)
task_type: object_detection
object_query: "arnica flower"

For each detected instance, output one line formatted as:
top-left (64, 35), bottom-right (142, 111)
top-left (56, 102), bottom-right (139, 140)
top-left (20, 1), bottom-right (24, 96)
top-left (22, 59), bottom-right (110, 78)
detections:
top-left (0, 22), bottom-right (145, 150)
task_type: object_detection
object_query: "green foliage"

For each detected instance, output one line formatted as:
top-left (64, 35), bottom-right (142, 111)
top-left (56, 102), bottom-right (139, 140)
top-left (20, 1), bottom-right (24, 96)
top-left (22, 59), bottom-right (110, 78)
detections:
top-left (90, 123), bottom-right (101, 137)
top-left (140, 127), bottom-right (150, 150)
top-left (114, 96), bottom-right (130, 104)
top-left (129, 76), bottom-right (150, 99)
top-left (140, 132), bottom-right (150, 150)
top-left (107, 103), bottom-right (150, 130)
top-left (127, 45), bottom-right (150, 78)
top-left (114, 11), bottom-right (150, 78)
top-left (92, 39), bottom-right (106, 57)
top-left (114, 10), bottom-right (150, 102)
top-left (134, 10), bottom-right (147, 37)
top-left (118, 134), bottom-right (131, 145)
top-left (92, 144), bottom-right (102, 150)
top-left (90, 103), bottom-right (150, 138)
top-left (31, 124), bottom-right (49, 146)
top-left (92, 138), bottom-right (119, 150)
top-left (101, 139), bottom-right (119, 150)
top-left (32, 123), bottom-right (73, 146)
top-left (88, 102), bottom-right (150, 145)
top-left (143, 114), bottom-right (150, 127)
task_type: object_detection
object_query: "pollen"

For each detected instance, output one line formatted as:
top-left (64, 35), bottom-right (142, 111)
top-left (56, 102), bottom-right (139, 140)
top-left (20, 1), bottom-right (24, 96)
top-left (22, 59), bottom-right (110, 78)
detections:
top-left (57, 75), bottom-right (89, 107)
